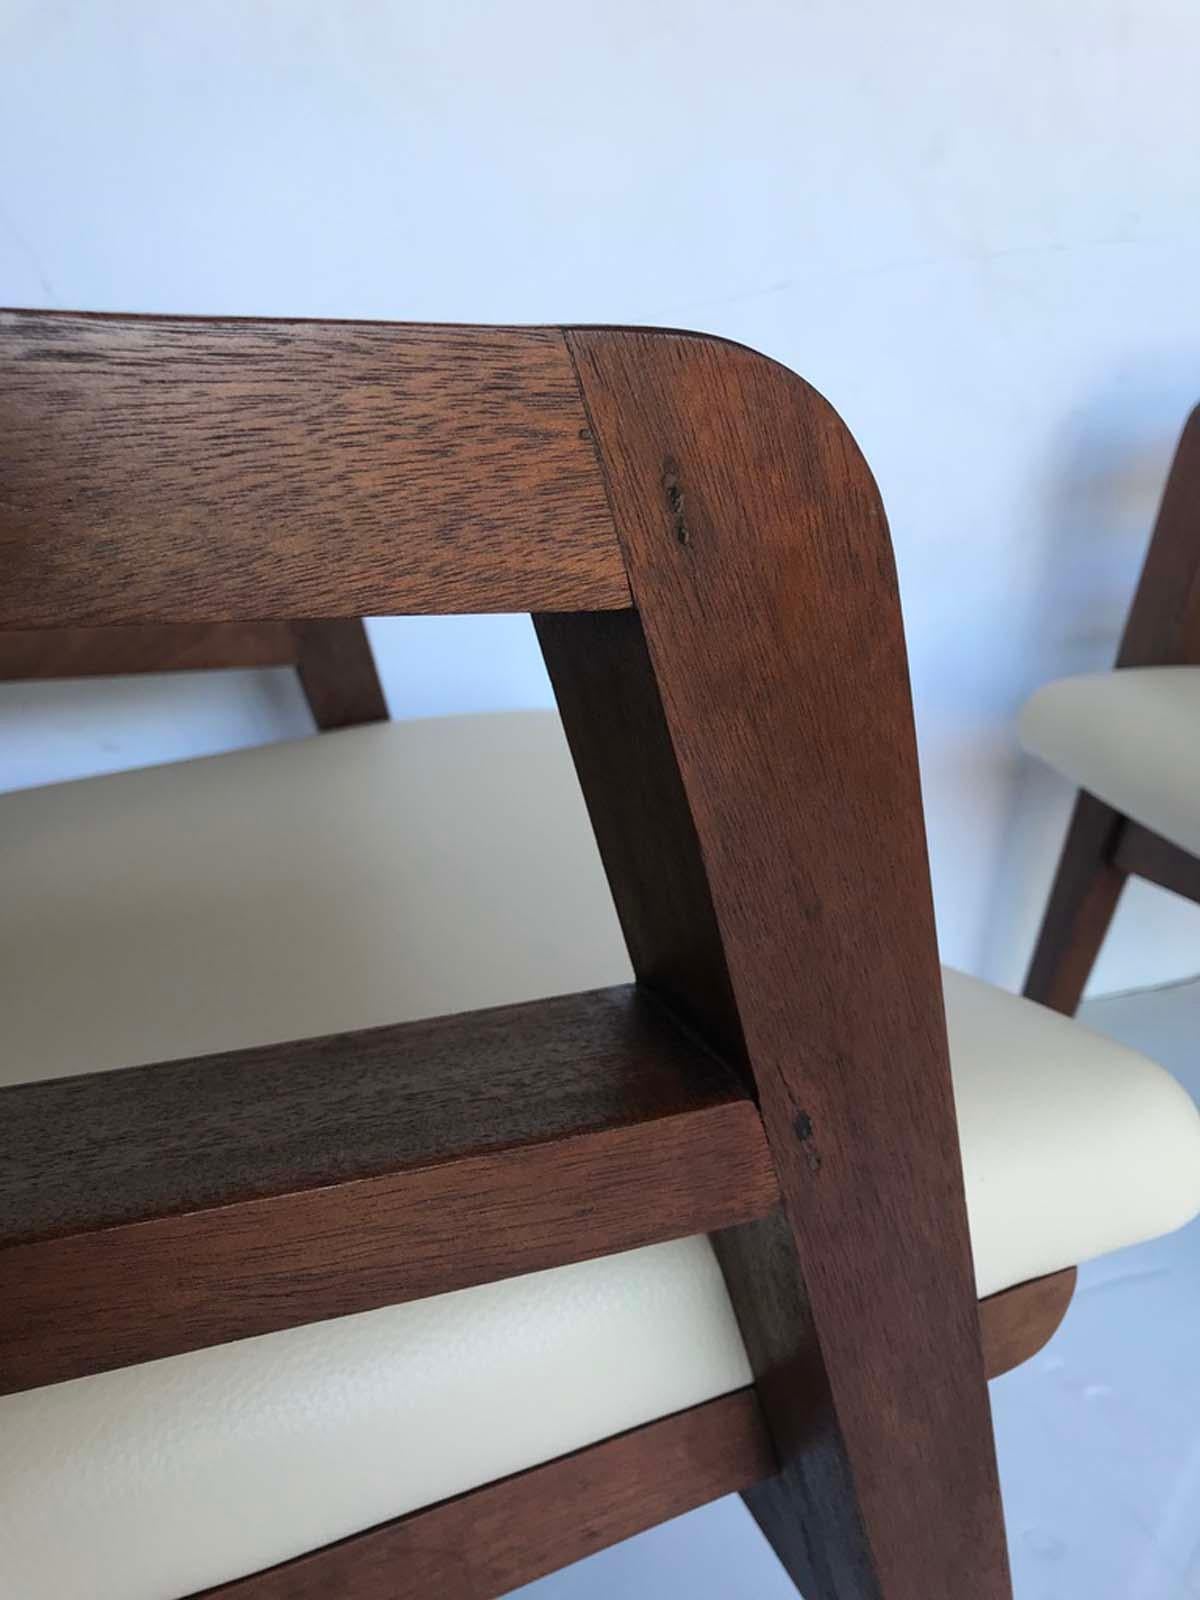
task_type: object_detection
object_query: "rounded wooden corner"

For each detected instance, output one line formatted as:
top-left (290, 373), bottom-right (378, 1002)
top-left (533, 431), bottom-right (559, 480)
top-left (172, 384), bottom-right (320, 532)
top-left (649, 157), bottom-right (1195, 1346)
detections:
top-left (562, 324), bottom-right (899, 611)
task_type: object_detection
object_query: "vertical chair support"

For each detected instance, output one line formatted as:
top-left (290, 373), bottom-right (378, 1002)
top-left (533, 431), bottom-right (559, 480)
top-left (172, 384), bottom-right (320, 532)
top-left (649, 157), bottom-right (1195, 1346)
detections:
top-left (0, 309), bottom-right (1012, 1598)
top-left (292, 619), bottom-right (389, 729)
top-left (1024, 403), bottom-right (1200, 1013)
top-left (540, 329), bottom-right (1009, 1600)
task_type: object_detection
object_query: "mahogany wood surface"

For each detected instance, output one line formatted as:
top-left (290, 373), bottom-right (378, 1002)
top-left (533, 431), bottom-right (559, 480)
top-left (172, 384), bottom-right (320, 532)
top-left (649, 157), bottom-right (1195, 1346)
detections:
top-left (191, 1391), bottom-right (779, 1600)
top-left (535, 607), bottom-right (745, 1068)
top-left (0, 621), bottom-right (298, 678)
top-left (1114, 818), bottom-right (1200, 906)
top-left (544, 328), bottom-right (1009, 1599)
top-left (292, 618), bottom-right (389, 729)
top-left (0, 986), bottom-right (779, 1394)
top-left (188, 1271), bottom-right (1072, 1600)
top-left (0, 310), bottom-right (627, 625)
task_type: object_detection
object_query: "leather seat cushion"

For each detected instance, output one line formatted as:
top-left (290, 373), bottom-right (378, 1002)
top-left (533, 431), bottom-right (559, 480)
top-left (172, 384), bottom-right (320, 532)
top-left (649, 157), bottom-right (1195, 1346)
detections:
top-left (2, 711), bottom-right (1198, 1599)
top-left (1020, 665), bottom-right (1200, 855)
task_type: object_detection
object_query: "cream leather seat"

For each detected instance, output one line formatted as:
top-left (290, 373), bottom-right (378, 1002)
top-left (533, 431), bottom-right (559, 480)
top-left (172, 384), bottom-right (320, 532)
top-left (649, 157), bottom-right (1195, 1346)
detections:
top-left (3, 710), bottom-right (1199, 1600)
top-left (1020, 665), bottom-right (1200, 856)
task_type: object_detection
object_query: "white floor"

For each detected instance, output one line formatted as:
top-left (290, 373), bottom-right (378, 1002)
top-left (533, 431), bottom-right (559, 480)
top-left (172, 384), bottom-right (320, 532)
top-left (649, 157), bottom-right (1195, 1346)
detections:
top-left (517, 978), bottom-right (1200, 1600)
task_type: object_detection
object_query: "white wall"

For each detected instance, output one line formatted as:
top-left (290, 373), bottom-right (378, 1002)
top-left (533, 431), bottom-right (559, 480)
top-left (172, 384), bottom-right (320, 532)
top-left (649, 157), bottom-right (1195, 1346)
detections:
top-left (2, 0), bottom-right (1199, 992)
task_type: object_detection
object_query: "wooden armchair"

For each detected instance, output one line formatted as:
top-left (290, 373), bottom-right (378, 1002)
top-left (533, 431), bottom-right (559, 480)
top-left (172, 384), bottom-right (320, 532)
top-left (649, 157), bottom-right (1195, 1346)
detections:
top-left (2, 311), bottom-right (1198, 1600)
top-left (1022, 403), bottom-right (1200, 1012)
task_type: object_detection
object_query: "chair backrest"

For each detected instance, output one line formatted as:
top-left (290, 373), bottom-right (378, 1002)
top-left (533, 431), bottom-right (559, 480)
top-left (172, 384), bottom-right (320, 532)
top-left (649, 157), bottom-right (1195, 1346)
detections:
top-left (0, 309), bottom-right (1013, 1599)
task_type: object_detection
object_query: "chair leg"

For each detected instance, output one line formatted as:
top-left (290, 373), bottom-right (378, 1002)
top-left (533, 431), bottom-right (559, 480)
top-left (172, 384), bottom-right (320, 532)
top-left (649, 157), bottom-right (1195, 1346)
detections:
top-left (537, 327), bottom-right (1011, 1599)
top-left (541, 603), bottom-right (1008, 1598)
top-left (292, 619), bottom-right (388, 731)
top-left (1023, 792), bottom-right (1128, 1016)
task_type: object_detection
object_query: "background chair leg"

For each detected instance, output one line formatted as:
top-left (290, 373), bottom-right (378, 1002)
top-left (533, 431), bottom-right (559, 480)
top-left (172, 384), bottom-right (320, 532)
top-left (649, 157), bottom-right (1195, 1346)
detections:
top-left (292, 618), bottom-right (389, 731)
top-left (1023, 791), bottom-right (1128, 1015)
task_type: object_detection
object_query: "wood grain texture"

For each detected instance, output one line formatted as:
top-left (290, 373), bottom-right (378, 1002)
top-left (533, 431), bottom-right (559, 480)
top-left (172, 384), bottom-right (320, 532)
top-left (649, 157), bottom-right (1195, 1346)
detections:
top-left (979, 1268), bottom-right (1076, 1380)
top-left (0, 309), bottom-right (626, 625)
top-left (292, 618), bottom-right (389, 729)
top-left (185, 1267), bottom-right (1070, 1600)
top-left (190, 1391), bottom-right (778, 1600)
top-left (0, 986), bottom-right (778, 1394)
top-left (1114, 818), bottom-right (1200, 906)
top-left (0, 621), bottom-right (299, 678)
top-left (557, 327), bottom-right (1009, 1599)
top-left (1023, 791), bottom-right (1128, 1014)
top-left (536, 608), bottom-right (745, 1069)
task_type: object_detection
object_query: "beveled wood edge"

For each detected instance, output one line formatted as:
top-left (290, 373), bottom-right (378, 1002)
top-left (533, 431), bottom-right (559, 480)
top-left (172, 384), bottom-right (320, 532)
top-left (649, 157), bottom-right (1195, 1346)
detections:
top-left (1114, 817), bottom-right (1200, 906)
top-left (186, 1270), bottom-right (1074, 1600)
top-left (0, 313), bottom-right (844, 631)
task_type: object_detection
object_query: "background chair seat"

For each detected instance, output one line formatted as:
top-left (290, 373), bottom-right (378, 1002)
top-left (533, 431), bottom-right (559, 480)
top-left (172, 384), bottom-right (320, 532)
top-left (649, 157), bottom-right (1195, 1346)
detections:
top-left (1020, 665), bottom-right (1200, 857)
top-left (2, 710), bottom-right (1197, 1600)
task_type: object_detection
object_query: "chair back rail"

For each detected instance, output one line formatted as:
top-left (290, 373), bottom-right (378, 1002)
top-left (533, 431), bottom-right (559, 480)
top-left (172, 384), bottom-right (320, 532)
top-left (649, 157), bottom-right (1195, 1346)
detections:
top-left (0, 311), bottom-right (628, 625)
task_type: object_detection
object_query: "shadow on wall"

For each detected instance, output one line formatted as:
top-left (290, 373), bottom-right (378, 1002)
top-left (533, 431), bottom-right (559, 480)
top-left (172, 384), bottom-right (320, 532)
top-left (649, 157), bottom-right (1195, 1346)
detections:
top-left (983, 362), bottom-right (1200, 996)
